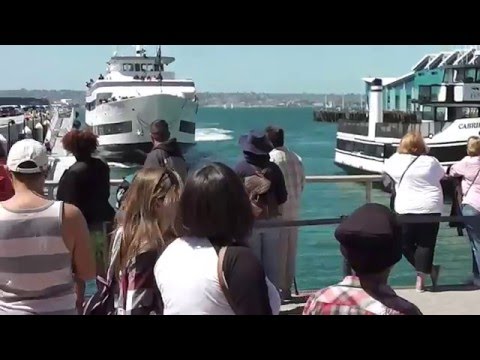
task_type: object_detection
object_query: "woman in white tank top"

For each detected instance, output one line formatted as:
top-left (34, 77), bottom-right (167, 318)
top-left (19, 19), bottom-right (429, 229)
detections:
top-left (155, 162), bottom-right (281, 315)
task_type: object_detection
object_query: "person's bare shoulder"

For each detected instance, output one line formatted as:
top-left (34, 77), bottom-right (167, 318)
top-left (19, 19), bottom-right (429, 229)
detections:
top-left (64, 202), bottom-right (84, 221)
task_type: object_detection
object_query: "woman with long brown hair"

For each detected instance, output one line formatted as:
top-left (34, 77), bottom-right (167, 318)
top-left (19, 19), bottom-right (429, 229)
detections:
top-left (110, 167), bottom-right (182, 315)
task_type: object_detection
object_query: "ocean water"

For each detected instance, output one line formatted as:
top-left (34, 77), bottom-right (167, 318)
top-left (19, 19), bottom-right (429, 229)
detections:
top-left (85, 107), bottom-right (471, 290)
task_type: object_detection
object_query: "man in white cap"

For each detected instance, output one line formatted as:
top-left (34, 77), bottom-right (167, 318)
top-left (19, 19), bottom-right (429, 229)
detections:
top-left (0, 139), bottom-right (95, 314)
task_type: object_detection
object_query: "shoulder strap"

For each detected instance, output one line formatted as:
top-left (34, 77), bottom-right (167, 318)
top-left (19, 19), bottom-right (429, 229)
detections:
top-left (464, 167), bottom-right (480, 197)
top-left (398, 156), bottom-right (420, 187)
top-left (217, 246), bottom-right (236, 314)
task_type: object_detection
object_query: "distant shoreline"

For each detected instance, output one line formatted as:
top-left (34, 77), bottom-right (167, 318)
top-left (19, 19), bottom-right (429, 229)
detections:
top-left (0, 90), bottom-right (363, 109)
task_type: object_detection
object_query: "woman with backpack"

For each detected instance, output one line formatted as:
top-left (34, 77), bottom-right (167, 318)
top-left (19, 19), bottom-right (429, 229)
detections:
top-left (233, 130), bottom-right (288, 295)
top-left (154, 162), bottom-right (280, 315)
top-left (86, 167), bottom-right (183, 315)
top-left (449, 136), bottom-right (480, 287)
top-left (383, 131), bottom-right (444, 292)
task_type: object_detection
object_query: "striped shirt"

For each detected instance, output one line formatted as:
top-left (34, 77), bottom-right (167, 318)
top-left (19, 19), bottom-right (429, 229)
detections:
top-left (269, 147), bottom-right (305, 219)
top-left (0, 201), bottom-right (76, 315)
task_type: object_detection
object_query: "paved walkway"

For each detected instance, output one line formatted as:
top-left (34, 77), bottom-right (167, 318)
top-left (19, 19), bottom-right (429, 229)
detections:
top-left (280, 284), bottom-right (480, 315)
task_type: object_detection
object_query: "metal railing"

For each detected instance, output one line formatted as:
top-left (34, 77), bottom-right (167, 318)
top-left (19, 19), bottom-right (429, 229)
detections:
top-left (43, 173), bottom-right (475, 292)
top-left (44, 174), bottom-right (475, 229)
top-left (44, 175), bottom-right (384, 204)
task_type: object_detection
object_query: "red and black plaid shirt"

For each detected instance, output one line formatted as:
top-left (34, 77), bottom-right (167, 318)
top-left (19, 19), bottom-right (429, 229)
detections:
top-left (303, 276), bottom-right (422, 315)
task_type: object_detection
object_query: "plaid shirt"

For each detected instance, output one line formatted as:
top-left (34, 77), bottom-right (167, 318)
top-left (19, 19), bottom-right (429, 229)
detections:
top-left (303, 276), bottom-right (422, 315)
top-left (110, 229), bottom-right (163, 315)
top-left (269, 147), bottom-right (305, 219)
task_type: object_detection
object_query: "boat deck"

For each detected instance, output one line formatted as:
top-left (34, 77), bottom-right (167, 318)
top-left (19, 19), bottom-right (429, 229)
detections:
top-left (280, 284), bottom-right (480, 315)
top-left (47, 110), bottom-right (77, 184)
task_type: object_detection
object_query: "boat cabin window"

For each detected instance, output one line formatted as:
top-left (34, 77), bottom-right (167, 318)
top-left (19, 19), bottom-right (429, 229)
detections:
top-left (122, 62), bottom-right (159, 74)
top-left (86, 99), bottom-right (95, 111)
top-left (96, 93), bottom-right (112, 101)
top-left (93, 121), bottom-right (133, 136)
top-left (96, 93), bottom-right (113, 104)
top-left (445, 68), bottom-right (480, 83)
top-left (454, 68), bottom-right (465, 82)
top-left (465, 68), bottom-right (476, 83)
top-left (461, 107), bottom-right (479, 119)
top-left (420, 106), bottom-right (449, 122)
top-left (435, 107), bottom-right (447, 121)
top-left (140, 64), bottom-right (151, 71)
top-left (422, 106), bottom-right (434, 121)
top-left (443, 68), bottom-right (454, 83)
top-left (418, 86), bottom-right (431, 102)
top-left (431, 86), bottom-right (441, 102)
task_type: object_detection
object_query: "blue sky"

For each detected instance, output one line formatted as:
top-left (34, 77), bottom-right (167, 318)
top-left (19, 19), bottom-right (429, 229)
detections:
top-left (0, 45), bottom-right (452, 93)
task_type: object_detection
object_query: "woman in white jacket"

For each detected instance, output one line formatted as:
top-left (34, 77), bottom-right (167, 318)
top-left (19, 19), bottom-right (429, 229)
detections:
top-left (383, 132), bottom-right (444, 292)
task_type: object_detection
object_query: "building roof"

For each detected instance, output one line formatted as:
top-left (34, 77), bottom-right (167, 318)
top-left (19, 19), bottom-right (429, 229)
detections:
top-left (362, 46), bottom-right (480, 89)
top-left (412, 46), bottom-right (480, 71)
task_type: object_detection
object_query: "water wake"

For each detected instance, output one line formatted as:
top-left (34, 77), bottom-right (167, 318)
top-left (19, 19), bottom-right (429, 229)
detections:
top-left (195, 128), bottom-right (233, 142)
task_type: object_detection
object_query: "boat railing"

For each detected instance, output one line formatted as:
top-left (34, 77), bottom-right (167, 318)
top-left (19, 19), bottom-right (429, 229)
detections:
top-left (337, 119), bottom-right (369, 136)
top-left (337, 119), bottom-right (449, 139)
top-left (375, 121), bottom-right (449, 138)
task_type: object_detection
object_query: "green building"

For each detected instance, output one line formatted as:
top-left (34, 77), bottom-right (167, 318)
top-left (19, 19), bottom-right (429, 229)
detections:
top-left (362, 48), bottom-right (478, 113)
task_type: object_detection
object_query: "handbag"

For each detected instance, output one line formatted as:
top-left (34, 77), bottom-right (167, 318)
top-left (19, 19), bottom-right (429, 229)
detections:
top-left (83, 230), bottom-right (122, 315)
top-left (384, 155), bottom-right (420, 211)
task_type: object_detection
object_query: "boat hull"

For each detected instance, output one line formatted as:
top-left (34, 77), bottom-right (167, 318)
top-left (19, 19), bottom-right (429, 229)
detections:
top-left (85, 93), bottom-right (197, 164)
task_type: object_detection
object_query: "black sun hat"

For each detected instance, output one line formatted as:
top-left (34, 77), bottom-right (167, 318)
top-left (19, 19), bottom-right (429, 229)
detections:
top-left (334, 203), bottom-right (402, 275)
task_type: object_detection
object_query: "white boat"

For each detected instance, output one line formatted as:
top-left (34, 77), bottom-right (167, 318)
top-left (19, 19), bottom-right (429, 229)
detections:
top-left (85, 45), bottom-right (198, 163)
top-left (334, 45), bottom-right (480, 174)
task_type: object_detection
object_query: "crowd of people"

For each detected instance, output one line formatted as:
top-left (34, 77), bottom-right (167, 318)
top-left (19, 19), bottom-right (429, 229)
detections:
top-left (0, 124), bottom-right (479, 315)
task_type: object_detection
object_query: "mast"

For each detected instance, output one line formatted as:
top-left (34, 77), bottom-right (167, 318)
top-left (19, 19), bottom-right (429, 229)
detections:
top-left (155, 45), bottom-right (164, 71)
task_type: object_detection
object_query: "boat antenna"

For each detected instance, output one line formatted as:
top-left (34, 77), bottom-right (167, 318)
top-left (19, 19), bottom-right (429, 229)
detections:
top-left (135, 45), bottom-right (146, 57)
top-left (156, 45), bottom-right (164, 72)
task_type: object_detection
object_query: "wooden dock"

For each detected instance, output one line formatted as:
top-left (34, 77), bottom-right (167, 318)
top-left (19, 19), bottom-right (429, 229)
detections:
top-left (280, 284), bottom-right (480, 315)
